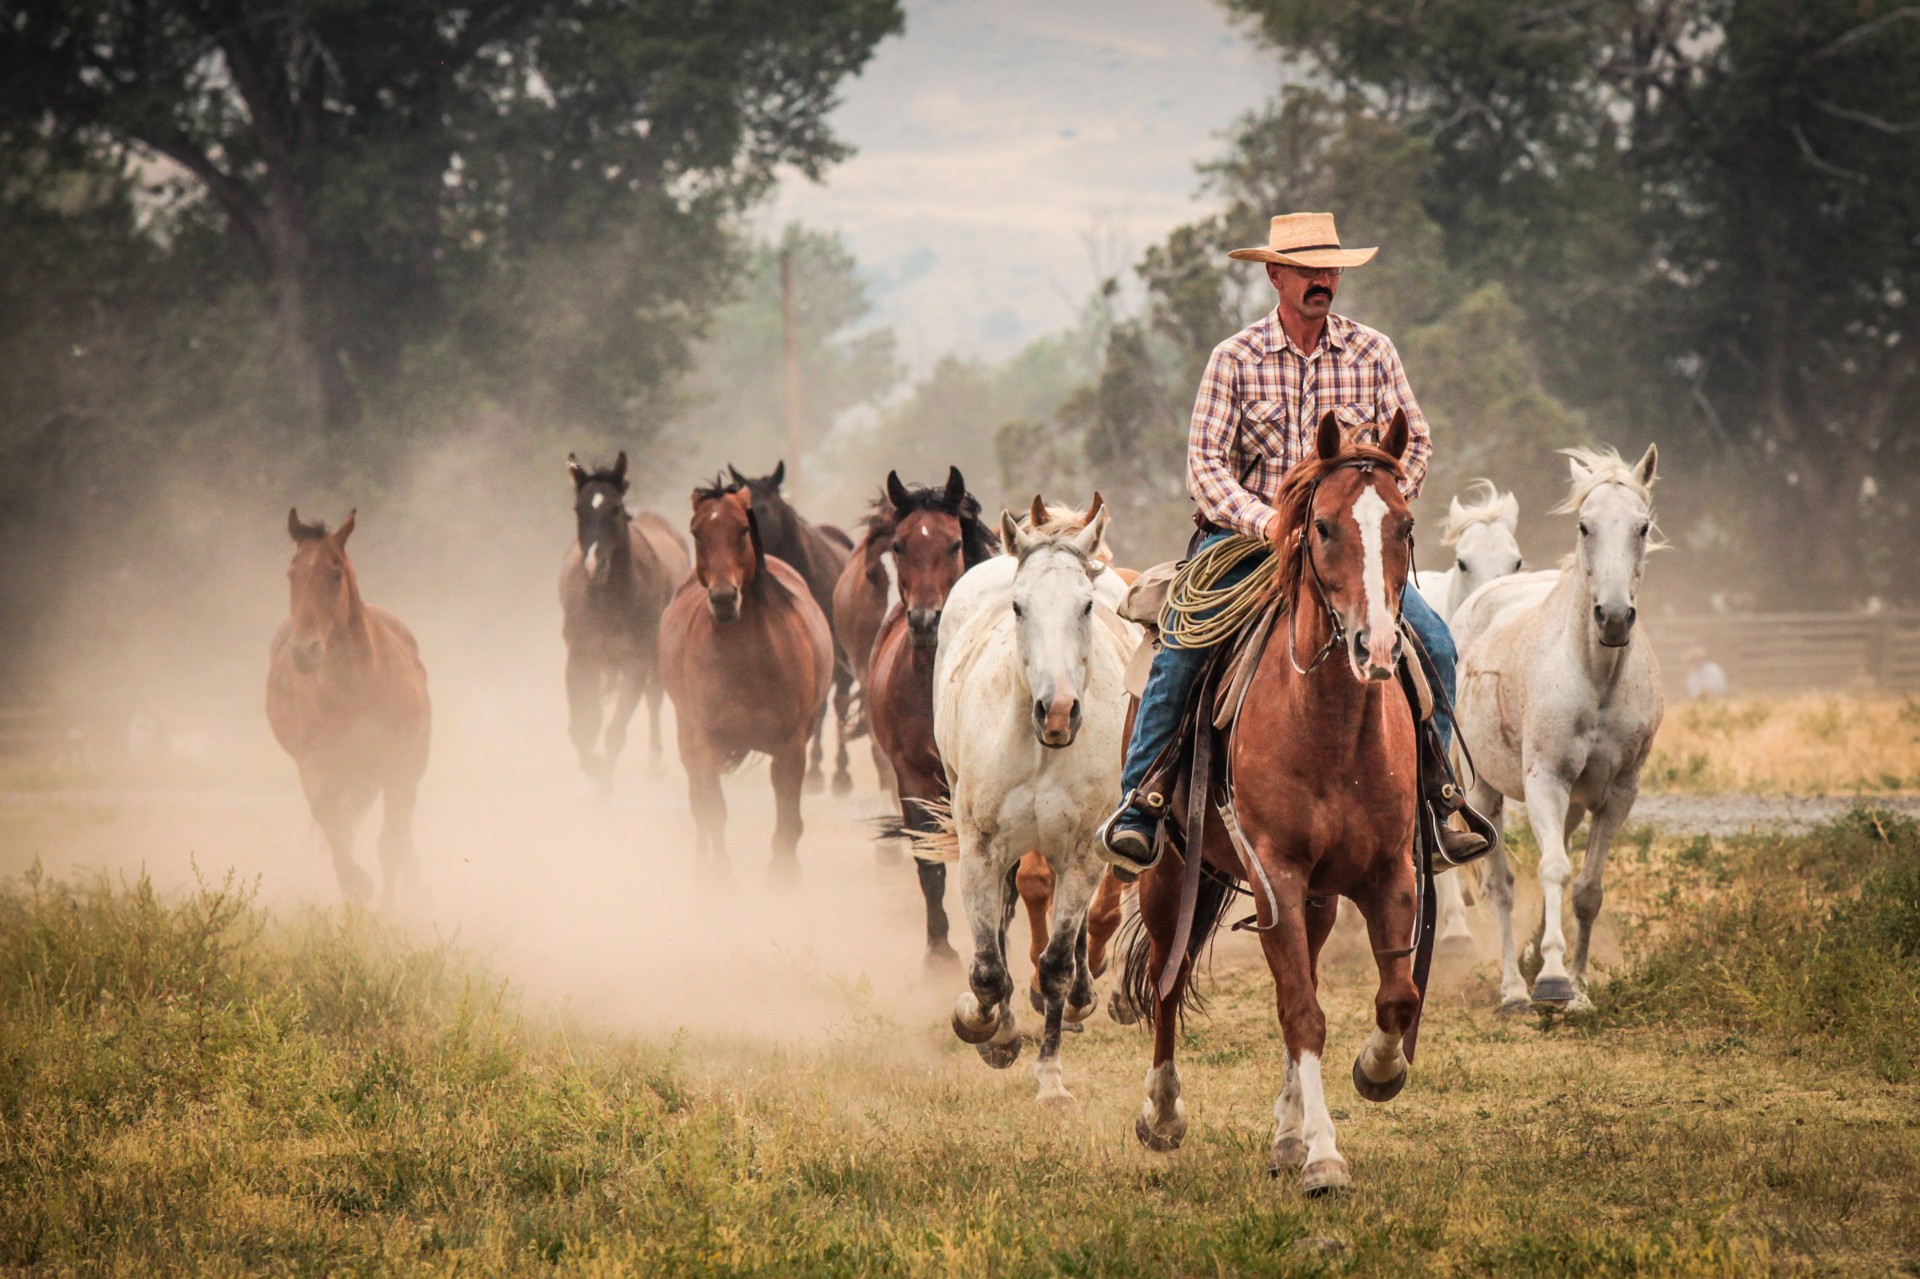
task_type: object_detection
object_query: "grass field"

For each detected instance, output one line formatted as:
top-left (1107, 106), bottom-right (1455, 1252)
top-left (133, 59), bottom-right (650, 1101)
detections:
top-left (1643, 695), bottom-right (1920, 795)
top-left (3, 810), bottom-right (1916, 1277)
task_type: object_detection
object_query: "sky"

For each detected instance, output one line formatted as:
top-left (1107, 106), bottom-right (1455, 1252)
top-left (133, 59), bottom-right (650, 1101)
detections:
top-left (757, 0), bottom-right (1279, 372)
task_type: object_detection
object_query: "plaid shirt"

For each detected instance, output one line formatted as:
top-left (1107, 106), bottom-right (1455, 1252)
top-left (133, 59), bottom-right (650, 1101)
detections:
top-left (1187, 309), bottom-right (1432, 539)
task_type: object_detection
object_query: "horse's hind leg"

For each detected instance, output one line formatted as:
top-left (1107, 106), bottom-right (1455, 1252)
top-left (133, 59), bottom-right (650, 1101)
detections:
top-left (1086, 871), bottom-right (1126, 978)
top-left (1568, 783), bottom-right (1632, 1010)
top-left (1016, 852), bottom-right (1053, 1012)
top-left (1030, 852), bottom-right (1102, 1106)
top-left (803, 698), bottom-right (828, 794)
top-left (1476, 783), bottom-right (1529, 1014)
top-left (1436, 872), bottom-right (1474, 960)
top-left (377, 778), bottom-right (423, 908)
top-left (1132, 850), bottom-right (1190, 1151)
top-left (951, 840), bottom-right (1020, 1067)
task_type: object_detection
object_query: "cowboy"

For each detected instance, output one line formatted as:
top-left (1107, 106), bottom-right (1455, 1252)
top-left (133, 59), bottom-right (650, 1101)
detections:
top-left (1098, 211), bottom-right (1488, 876)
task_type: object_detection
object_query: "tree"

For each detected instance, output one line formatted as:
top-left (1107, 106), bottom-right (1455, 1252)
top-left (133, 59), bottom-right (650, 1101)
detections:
top-left (0, 0), bottom-right (903, 434)
top-left (1222, 0), bottom-right (1920, 604)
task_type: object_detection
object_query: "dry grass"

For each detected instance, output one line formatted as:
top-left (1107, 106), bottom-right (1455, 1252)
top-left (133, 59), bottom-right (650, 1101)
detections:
top-left (3, 815), bottom-right (1918, 1277)
top-left (1643, 695), bottom-right (1920, 794)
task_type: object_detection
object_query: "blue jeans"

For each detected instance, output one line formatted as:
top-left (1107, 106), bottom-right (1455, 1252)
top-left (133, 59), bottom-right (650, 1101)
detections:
top-left (1117, 530), bottom-right (1456, 811)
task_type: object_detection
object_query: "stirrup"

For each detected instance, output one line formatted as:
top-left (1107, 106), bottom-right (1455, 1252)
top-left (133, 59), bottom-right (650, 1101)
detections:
top-left (1097, 793), bottom-right (1163, 881)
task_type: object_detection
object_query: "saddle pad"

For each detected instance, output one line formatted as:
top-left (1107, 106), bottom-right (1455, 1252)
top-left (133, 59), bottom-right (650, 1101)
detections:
top-left (1124, 634), bottom-right (1157, 698)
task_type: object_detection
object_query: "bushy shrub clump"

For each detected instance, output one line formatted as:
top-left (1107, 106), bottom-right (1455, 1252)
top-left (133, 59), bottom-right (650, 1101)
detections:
top-left (1603, 808), bottom-right (1920, 1082)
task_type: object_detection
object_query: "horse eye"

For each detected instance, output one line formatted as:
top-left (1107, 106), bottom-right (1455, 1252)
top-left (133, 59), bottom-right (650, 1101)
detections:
top-left (1313, 518), bottom-right (1332, 538)
top-left (949, 540), bottom-right (964, 556)
top-left (1578, 522), bottom-right (1590, 537)
top-left (892, 541), bottom-right (906, 555)
top-left (1081, 600), bottom-right (1092, 616)
top-left (1637, 522), bottom-right (1650, 538)
top-left (1456, 558), bottom-right (1467, 572)
top-left (1514, 559), bottom-right (1525, 572)
top-left (1012, 602), bottom-right (1024, 618)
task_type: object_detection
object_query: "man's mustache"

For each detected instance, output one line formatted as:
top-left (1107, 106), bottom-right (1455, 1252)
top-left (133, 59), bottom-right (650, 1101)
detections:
top-left (1305, 286), bottom-right (1333, 301)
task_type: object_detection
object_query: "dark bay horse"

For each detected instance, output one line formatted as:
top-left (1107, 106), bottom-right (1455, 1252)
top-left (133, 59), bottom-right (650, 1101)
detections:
top-left (726, 462), bottom-right (854, 794)
top-left (267, 510), bottom-right (431, 905)
top-left (1125, 412), bottom-right (1422, 1196)
top-left (659, 479), bottom-right (834, 875)
top-left (864, 468), bottom-right (999, 962)
top-left (559, 452), bottom-right (690, 796)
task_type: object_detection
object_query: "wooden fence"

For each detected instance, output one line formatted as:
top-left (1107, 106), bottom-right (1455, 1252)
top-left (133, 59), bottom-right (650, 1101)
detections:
top-left (1651, 611), bottom-right (1920, 695)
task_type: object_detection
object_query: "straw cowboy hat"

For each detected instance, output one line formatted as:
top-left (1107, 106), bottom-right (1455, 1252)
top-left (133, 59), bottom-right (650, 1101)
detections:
top-left (1227, 212), bottom-right (1378, 269)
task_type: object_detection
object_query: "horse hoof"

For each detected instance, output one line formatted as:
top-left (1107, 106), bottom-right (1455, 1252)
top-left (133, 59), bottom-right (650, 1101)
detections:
top-left (977, 1035), bottom-right (1023, 1070)
top-left (804, 773), bottom-right (825, 795)
top-left (1351, 1056), bottom-right (1407, 1103)
top-left (1064, 998), bottom-right (1097, 1025)
top-left (950, 996), bottom-right (1004, 1045)
top-left (1060, 1019), bottom-right (1084, 1034)
top-left (1107, 988), bottom-right (1141, 1026)
top-left (1302, 1158), bottom-right (1351, 1197)
top-left (924, 942), bottom-right (961, 972)
top-left (1135, 1114), bottom-right (1184, 1153)
top-left (1436, 933), bottom-right (1476, 962)
top-left (1269, 1136), bottom-right (1308, 1174)
top-left (1531, 975), bottom-right (1577, 1005)
top-left (337, 866), bottom-right (376, 905)
top-left (832, 773), bottom-right (853, 797)
top-left (1038, 1087), bottom-right (1077, 1110)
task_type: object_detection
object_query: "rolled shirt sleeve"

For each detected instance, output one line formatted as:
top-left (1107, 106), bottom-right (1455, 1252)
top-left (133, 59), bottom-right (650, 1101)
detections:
top-left (1186, 345), bottom-right (1279, 539)
top-left (1374, 336), bottom-right (1432, 499)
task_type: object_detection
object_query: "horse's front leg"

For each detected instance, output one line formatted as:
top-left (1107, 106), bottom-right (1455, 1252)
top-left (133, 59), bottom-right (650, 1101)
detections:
top-left (1133, 846), bottom-right (1189, 1151)
top-left (1015, 851), bottom-right (1053, 1012)
top-left (1569, 778), bottom-right (1635, 1009)
top-left (598, 666), bottom-right (647, 798)
top-left (1271, 893), bottom-right (1339, 1169)
top-left (679, 726), bottom-right (728, 874)
top-left (951, 831), bottom-right (1021, 1068)
top-left (900, 773), bottom-right (958, 966)
top-left (376, 776), bottom-right (424, 909)
top-left (303, 768), bottom-right (374, 905)
top-left (830, 658), bottom-right (854, 796)
top-left (768, 728), bottom-right (809, 881)
top-left (1255, 869), bottom-right (1348, 1195)
top-left (565, 650), bottom-right (605, 792)
top-left (803, 698), bottom-right (828, 794)
top-left (1522, 768), bottom-right (1579, 1005)
top-left (1351, 861), bottom-right (1422, 1107)
top-left (1031, 850), bottom-right (1102, 1106)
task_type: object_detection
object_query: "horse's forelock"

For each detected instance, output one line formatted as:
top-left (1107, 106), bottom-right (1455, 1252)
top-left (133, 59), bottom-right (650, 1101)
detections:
top-left (1553, 447), bottom-right (1656, 516)
top-left (879, 479), bottom-right (1000, 565)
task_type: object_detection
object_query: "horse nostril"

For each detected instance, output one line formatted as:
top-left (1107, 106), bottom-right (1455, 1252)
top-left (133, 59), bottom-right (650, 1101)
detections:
top-left (1593, 605), bottom-right (1606, 624)
top-left (1033, 699), bottom-right (1049, 724)
top-left (1626, 607), bottom-right (1637, 626)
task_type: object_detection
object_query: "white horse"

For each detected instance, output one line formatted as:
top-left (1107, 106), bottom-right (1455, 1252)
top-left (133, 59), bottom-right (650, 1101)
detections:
top-left (1451, 446), bottom-right (1664, 1013)
top-left (1412, 480), bottom-right (1525, 957)
top-left (935, 504), bottom-right (1138, 1105)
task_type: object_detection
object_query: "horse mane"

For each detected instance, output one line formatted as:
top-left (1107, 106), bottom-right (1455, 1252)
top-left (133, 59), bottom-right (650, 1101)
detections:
top-left (868, 481), bottom-right (1002, 568)
top-left (1441, 479), bottom-right (1519, 546)
top-left (1267, 444), bottom-right (1406, 605)
top-left (1552, 447), bottom-right (1655, 513)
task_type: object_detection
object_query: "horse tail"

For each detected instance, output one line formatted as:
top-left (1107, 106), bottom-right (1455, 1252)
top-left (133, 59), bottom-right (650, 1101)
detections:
top-left (1118, 858), bottom-right (1236, 1030)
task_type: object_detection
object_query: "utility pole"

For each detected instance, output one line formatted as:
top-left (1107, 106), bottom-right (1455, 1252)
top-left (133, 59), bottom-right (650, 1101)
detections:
top-left (780, 244), bottom-right (803, 490)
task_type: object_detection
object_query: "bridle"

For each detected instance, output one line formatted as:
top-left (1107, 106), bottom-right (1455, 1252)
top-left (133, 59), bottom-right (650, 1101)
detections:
top-left (1285, 456), bottom-right (1411, 675)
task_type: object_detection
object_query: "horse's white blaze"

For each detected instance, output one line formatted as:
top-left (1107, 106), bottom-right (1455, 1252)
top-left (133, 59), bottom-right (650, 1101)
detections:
top-left (583, 544), bottom-right (599, 578)
top-left (591, 492), bottom-right (604, 509)
top-left (1352, 485), bottom-right (1393, 669)
top-left (1295, 1052), bottom-right (1341, 1166)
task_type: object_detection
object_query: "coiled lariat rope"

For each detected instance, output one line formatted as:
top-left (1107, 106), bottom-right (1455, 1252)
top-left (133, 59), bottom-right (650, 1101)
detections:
top-left (1159, 534), bottom-right (1285, 650)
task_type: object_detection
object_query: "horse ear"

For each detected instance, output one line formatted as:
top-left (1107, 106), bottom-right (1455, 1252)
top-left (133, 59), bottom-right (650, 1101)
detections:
top-left (288, 508), bottom-right (321, 542)
top-left (770, 459), bottom-right (785, 488)
top-left (727, 464), bottom-right (744, 486)
top-left (734, 484), bottom-right (753, 510)
top-left (1000, 510), bottom-right (1035, 557)
top-left (1383, 409), bottom-right (1410, 460)
top-left (1567, 453), bottom-right (1593, 484)
top-left (1447, 495), bottom-right (1466, 525)
top-left (1083, 491), bottom-right (1105, 526)
top-left (1028, 493), bottom-right (1048, 528)
top-left (1070, 503), bottom-right (1111, 565)
top-left (1497, 491), bottom-right (1520, 531)
top-left (567, 453), bottom-right (587, 489)
top-left (944, 466), bottom-right (966, 506)
top-left (613, 451), bottom-right (628, 487)
top-left (334, 510), bottom-right (356, 547)
top-left (885, 469), bottom-right (911, 511)
top-left (1634, 442), bottom-right (1659, 486)
top-left (1316, 411), bottom-right (1342, 461)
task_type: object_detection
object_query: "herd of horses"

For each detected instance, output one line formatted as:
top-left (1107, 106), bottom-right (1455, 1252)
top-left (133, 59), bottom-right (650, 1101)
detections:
top-left (265, 417), bottom-right (1664, 1195)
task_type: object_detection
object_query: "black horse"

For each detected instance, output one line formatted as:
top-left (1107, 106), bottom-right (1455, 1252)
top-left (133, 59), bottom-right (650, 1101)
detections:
top-left (725, 461), bottom-right (855, 793)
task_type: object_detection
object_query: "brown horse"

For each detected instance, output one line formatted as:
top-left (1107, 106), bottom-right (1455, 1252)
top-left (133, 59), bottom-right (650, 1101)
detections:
top-left (1125, 412), bottom-right (1422, 1196)
top-left (725, 462), bottom-right (854, 794)
top-left (267, 510), bottom-right (431, 905)
top-left (560, 452), bottom-right (690, 796)
top-left (831, 509), bottom-right (895, 793)
top-left (864, 468), bottom-right (999, 961)
top-left (659, 479), bottom-right (834, 875)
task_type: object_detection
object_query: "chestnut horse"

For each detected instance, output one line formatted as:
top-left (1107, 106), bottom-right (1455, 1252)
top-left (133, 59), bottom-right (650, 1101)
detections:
top-left (865, 468), bottom-right (1000, 962)
top-left (267, 510), bottom-right (431, 905)
top-left (560, 452), bottom-right (690, 796)
top-left (659, 479), bottom-right (834, 875)
top-left (832, 504), bottom-right (896, 795)
top-left (725, 462), bottom-right (854, 794)
top-left (1126, 413), bottom-right (1422, 1195)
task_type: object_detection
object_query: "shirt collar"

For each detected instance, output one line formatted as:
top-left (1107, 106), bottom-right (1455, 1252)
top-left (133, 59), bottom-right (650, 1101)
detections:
top-left (1260, 308), bottom-right (1352, 358)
